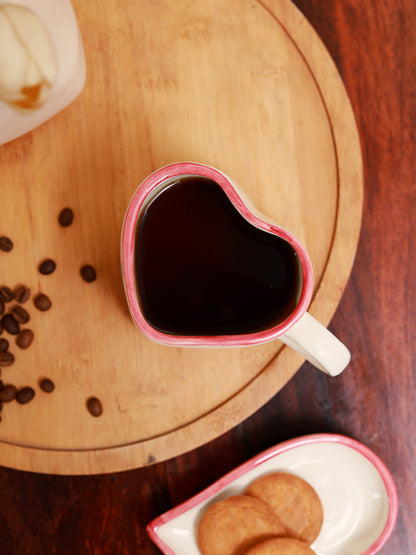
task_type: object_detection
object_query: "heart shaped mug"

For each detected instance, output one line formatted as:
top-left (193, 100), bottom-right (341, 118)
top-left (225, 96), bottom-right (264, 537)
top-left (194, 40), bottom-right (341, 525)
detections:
top-left (121, 162), bottom-right (350, 376)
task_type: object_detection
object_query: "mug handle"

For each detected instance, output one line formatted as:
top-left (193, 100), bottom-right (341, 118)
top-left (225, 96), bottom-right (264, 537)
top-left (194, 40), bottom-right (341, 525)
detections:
top-left (279, 312), bottom-right (350, 376)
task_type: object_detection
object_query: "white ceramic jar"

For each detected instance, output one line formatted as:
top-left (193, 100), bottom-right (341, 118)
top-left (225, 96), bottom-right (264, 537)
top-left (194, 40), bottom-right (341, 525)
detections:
top-left (0, 0), bottom-right (85, 145)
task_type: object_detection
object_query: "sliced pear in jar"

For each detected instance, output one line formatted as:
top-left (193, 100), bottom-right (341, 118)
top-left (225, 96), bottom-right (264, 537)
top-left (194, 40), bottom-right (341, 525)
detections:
top-left (0, 4), bottom-right (58, 113)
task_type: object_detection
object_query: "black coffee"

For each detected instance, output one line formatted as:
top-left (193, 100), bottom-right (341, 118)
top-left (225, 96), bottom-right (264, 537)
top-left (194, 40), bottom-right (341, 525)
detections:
top-left (135, 176), bottom-right (303, 336)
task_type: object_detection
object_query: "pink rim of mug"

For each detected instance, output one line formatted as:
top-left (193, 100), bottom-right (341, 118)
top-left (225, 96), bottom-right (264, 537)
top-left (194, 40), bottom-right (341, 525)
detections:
top-left (121, 162), bottom-right (314, 346)
top-left (146, 433), bottom-right (399, 555)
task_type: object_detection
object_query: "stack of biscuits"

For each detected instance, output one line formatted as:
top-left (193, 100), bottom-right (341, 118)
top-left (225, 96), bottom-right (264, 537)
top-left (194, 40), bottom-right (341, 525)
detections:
top-left (197, 472), bottom-right (323, 555)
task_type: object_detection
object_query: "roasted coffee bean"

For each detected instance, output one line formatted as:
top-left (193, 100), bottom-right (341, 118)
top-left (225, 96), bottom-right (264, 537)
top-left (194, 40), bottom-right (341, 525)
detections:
top-left (16, 329), bottom-right (34, 349)
top-left (16, 387), bottom-right (35, 405)
top-left (0, 286), bottom-right (14, 303)
top-left (0, 237), bottom-right (13, 252)
top-left (0, 338), bottom-right (9, 352)
top-left (80, 265), bottom-right (97, 283)
top-left (1, 313), bottom-right (20, 335)
top-left (14, 285), bottom-right (31, 304)
top-left (0, 352), bottom-right (14, 366)
top-left (86, 396), bottom-right (103, 417)
top-left (0, 300), bottom-right (4, 316)
top-left (0, 380), bottom-right (3, 391)
top-left (11, 305), bottom-right (30, 324)
top-left (58, 207), bottom-right (74, 227)
top-left (0, 323), bottom-right (2, 336)
top-left (38, 258), bottom-right (56, 275)
top-left (39, 378), bottom-right (55, 393)
top-left (0, 385), bottom-right (17, 402)
top-left (33, 293), bottom-right (52, 311)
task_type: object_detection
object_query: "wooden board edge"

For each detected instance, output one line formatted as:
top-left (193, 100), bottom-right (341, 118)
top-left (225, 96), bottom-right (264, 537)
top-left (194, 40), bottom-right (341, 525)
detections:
top-left (0, 0), bottom-right (363, 475)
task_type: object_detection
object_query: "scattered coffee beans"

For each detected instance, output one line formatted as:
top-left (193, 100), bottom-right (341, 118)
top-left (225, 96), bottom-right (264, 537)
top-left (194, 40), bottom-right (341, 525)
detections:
top-left (0, 286), bottom-right (14, 303)
top-left (0, 236), bottom-right (60, 421)
top-left (0, 237), bottom-right (13, 252)
top-left (38, 259), bottom-right (56, 275)
top-left (1, 313), bottom-right (20, 335)
top-left (39, 378), bottom-right (55, 393)
top-left (58, 207), bottom-right (74, 227)
top-left (0, 210), bottom-right (105, 423)
top-left (0, 385), bottom-right (17, 402)
top-left (11, 305), bottom-right (30, 324)
top-left (80, 265), bottom-right (97, 283)
top-left (86, 396), bottom-right (103, 417)
top-left (16, 387), bottom-right (35, 405)
top-left (0, 338), bottom-right (8, 352)
top-left (16, 329), bottom-right (34, 349)
top-left (14, 285), bottom-right (31, 304)
top-left (0, 352), bottom-right (14, 366)
top-left (33, 293), bottom-right (52, 311)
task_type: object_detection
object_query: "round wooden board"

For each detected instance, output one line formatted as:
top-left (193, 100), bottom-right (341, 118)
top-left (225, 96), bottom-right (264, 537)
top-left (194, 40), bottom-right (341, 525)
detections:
top-left (0, 0), bottom-right (362, 474)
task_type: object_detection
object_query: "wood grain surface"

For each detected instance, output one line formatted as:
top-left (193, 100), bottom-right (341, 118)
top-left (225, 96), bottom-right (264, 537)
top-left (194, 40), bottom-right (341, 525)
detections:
top-left (0, 0), bottom-right (361, 474)
top-left (0, 0), bottom-right (414, 553)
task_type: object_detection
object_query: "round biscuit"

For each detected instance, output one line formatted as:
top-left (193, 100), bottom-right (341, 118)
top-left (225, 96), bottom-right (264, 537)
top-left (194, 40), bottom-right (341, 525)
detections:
top-left (245, 472), bottom-right (323, 544)
top-left (243, 537), bottom-right (316, 554)
top-left (197, 494), bottom-right (285, 555)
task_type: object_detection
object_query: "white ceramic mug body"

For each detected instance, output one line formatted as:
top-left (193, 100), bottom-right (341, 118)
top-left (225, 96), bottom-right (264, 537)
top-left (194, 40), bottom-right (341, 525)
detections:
top-left (121, 162), bottom-right (350, 376)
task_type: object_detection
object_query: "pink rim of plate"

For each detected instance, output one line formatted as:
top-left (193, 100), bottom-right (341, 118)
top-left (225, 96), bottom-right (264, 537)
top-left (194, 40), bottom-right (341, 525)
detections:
top-left (121, 162), bottom-right (314, 346)
top-left (146, 433), bottom-right (398, 555)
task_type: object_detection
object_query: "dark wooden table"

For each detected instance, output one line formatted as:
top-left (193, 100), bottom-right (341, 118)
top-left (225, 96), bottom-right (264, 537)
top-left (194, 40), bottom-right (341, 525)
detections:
top-left (0, 0), bottom-right (414, 553)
